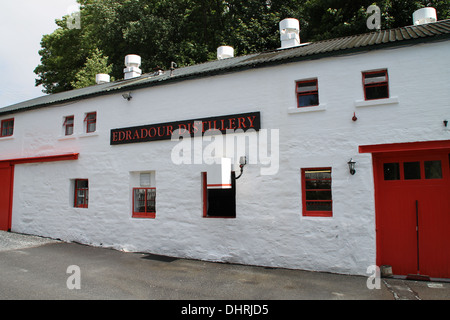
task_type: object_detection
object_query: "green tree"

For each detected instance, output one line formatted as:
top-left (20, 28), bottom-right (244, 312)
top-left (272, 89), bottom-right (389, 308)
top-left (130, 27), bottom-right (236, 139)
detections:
top-left (34, 17), bottom-right (87, 94)
top-left (71, 48), bottom-right (114, 89)
top-left (34, 0), bottom-right (449, 94)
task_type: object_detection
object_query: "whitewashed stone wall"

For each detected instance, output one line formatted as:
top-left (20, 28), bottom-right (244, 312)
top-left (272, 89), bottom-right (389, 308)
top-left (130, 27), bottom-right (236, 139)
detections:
top-left (3, 40), bottom-right (449, 276)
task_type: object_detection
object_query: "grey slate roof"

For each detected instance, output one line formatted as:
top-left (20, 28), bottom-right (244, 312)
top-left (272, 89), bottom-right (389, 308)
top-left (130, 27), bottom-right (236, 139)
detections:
top-left (1, 19), bottom-right (449, 116)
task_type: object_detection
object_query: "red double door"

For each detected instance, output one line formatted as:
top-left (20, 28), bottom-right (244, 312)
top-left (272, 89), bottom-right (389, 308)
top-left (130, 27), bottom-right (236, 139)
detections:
top-left (0, 162), bottom-right (13, 231)
top-left (374, 150), bottom-right (450, 279)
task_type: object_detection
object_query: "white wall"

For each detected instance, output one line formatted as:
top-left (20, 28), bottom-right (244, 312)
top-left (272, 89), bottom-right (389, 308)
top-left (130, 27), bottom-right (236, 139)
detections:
top-left (3, 40), bottom-right (450, 276)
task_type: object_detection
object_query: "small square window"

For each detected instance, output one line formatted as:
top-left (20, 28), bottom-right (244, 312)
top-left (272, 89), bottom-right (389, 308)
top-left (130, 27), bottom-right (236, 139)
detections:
top-left (296, 79), bottom-right (319, 108)
top-left (301, 168), bottom-right (332, 217)
top-left (425, 160), bottom-right (442, 179)
top-left (63, 116), bottom-right (74, 136)
top-left (363, 70), bottom-right (389, 100)
top-left (84, 112), bottom-right (97, 133)
top-left (1, 118), bottom-right (14, 137)
top-left (74, 179), bottom-right (89, 208)
top-left (404, 161), bottom-right (421, 180)
top-left (140, 173), bottom-right (151, 186)
top-left (383, 163), bottom-right (400, 180)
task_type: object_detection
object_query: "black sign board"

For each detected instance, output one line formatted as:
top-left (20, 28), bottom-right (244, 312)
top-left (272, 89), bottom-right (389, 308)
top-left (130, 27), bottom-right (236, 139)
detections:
top-left (110, 111), bottom-right (260, 145)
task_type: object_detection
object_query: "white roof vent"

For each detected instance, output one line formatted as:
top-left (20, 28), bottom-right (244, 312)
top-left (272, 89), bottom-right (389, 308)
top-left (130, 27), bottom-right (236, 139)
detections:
top-left (124, 54), bottom-right (142, 80)
top-left (95, 73), bottom-right (110, 84)
top-left (413, 7), bottom-right (437, 25)
top-left (217, 46), bottom-right (234, 60)
top-left (279, 18), bottom-right (300, 49)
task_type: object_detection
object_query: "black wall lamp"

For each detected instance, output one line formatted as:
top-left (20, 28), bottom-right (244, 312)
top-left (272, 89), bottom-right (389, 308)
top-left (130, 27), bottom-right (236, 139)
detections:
top-left (348, 158), bottom-right (356, 175)
top-left (235, 156), bottom-right (247, 180)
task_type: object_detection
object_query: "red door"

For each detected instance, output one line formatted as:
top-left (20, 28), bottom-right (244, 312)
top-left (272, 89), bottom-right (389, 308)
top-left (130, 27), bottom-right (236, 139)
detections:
top-left (374, 150), bottom-right (450, 279)
top-left (0, 162), bottom-right (13, 231)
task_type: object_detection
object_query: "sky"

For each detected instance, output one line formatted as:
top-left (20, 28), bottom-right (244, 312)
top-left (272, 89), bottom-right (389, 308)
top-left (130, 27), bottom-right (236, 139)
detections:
top-left (0, 0), bottom-right (79, 109)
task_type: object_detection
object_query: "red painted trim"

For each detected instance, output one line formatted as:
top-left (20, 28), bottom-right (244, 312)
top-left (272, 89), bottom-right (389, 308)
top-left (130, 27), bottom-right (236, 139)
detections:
top-left (0, 153), bottom-right (79, 165)
top-left (132, 187), bottom-right (156, 219)
top-left (74, 179), bottom-right (89, 208)
top-left (362, 69), bottom-right (389, 101)
top-left (84, 112), bottom-right (97, 133)
top-left (0, 118), bottom-right (14, 137)
top-left (296, 78), bottom-right (319, 108)
top-left (202, 172), bottom-right (207, 217)
top-left (359, 140), bottom-right (450, 154)
top-left (0, 153), bottom-right (78, 231)
top-left (8, 164), bottom-right (14, 230)
top-left (301, 167), bottom-right (333, 217)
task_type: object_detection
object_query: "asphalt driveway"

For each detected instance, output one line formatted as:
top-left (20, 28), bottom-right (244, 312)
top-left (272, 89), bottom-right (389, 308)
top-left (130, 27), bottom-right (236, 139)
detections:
top-left (0, 231), bottom-right (448, 304)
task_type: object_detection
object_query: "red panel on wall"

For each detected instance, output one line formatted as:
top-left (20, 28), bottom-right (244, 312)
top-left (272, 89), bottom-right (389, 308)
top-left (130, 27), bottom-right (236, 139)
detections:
top-left (0, 163), bottom-right (13, 231)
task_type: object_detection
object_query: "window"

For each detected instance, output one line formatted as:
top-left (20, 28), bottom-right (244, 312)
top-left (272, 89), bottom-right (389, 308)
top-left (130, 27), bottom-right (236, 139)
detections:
top-left (404, 161), bottom-right (421, 180)
top-left (84, 112), bottom-right (97, 133)
top-left (363, 70), bottom-right (389, 100)
top-left (301, 168), bottom-right (332, 217)
top-left (63, 116), bottom-right (74, 136)
top-left (74, 179), bottom-right (89, 208)
top-left (202, 172), bottom-right (236, 218)
top-left (132, 172), bottom-right (156, 218)
top-left (296, 79), bottom-right (319, 107)
top-left (383, 163), bottom-right (400, 180)
top-left (425, 160), bottom-right (442, 179)
top-left (383, 160), bottom-right (443, 181)
top-left (133, 188), bottom-right (156, 218)
top-left (1, 118), bottom-right (14, 137)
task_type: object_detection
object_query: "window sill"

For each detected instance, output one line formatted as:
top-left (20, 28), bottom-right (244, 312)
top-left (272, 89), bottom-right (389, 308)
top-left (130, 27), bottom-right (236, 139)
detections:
top-left (354, 96), bottom-right (399, 108)
top-left (0, 135), bottom-right (14, 141)
top-left (78, 132), bottom-right (99, 138)
top-left (132, 213), bottom-right (156, 219)
top-left (288, 104), bottom-right (327, 114)
top-left (58, 135), bottom-right (77, 141)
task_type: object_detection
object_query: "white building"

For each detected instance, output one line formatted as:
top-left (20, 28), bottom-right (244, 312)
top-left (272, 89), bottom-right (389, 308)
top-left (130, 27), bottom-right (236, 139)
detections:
top-left (1, 14), bottom-right (449, 279)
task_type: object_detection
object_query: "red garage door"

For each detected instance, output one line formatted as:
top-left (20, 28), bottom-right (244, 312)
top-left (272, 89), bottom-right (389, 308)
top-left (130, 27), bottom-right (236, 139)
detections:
top-left (373, 149), bottom-right (450, 279)
top-left (0, 162), bottom-right (13, 231)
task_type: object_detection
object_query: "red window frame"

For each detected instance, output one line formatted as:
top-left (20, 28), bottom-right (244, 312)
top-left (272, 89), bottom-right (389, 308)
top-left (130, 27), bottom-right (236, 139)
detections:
top-left (63, 116), bottom-right (74, 136)
top-left (84, 112), bottom-right (97, 133)
top-left (301, 168), bottom-right (333, 217)
top-left (1, 118), bottom-right (14, 137)
top-left (74, 179), bottom-right (89, 208)
top-left (132, 188), bottom-right (156, 219)
top-left (296, 79), bottom-right (319, 108)
top-left (362, 69), bottom-right (389, 101)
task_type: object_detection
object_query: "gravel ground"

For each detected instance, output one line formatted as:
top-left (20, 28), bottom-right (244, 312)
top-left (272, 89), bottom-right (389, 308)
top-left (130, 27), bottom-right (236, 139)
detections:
top-left (0, 231), bottom-right (60, 252)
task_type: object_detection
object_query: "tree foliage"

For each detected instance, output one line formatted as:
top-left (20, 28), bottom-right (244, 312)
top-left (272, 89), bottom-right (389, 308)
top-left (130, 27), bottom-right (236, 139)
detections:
top-left (71, 48), bottom-right (114, 89)
top-left (34, 0), bottom-right (449, 94)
